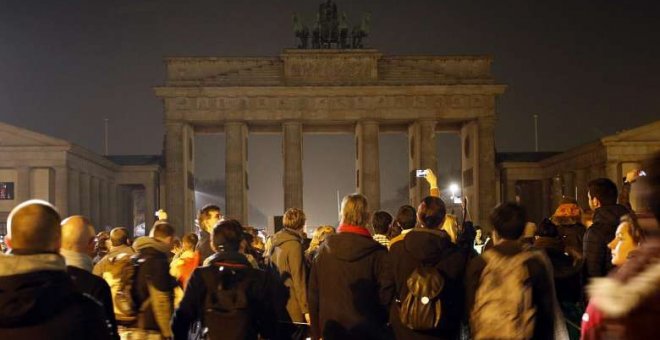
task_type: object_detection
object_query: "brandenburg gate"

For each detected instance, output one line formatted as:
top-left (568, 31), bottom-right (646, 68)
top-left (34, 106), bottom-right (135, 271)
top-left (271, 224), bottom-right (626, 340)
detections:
top-left (155, 49), bottom-right (506, 233)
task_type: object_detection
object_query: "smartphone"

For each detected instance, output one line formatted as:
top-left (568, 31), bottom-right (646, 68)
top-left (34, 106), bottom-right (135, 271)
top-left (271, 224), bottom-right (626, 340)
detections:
top-left (415, 169), bottom-right (427, 178)
top-left (639, 170), bottom-right (647, 177)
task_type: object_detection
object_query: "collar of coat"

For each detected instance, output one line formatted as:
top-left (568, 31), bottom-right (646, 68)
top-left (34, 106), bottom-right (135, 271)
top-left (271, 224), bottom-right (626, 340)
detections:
top-left (337, 224), bottom-right (372, 238)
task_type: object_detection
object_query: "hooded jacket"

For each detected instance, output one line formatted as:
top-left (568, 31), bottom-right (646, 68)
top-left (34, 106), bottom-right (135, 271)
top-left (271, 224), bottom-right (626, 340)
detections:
top-left (172, 251), bottom-right (276, 340)
top-left (308, 228), bottom-right (394, 340)
top-left (132, 236), bottom-right (177, 337)
top-left (265, 228), bottom-right (309, 323)
top-left (388, 228), bottom-right (467, 340)
top-left (0, 252), bottom-right (113, 339)
top-left (583, 204), bottom-right (629, 279)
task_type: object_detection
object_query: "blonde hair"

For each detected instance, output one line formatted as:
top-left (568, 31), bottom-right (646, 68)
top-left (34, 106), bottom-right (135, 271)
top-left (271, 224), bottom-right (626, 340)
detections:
top-left (283, 208), bottom-right (306, 230)
top-left (340, 193), bottom-right (369, 227)
top-left (305, 225), bottom-right (336, 256)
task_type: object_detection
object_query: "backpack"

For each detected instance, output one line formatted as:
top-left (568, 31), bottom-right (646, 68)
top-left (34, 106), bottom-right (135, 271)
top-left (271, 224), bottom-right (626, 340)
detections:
top-left (470, 249), bottom-right (538, 339)
top-left (398, 264), bottom-right (445, 330)
top-left (199, 262), bottom-right (252, 339)
top-left (109, 253), bottom-right (141, 323)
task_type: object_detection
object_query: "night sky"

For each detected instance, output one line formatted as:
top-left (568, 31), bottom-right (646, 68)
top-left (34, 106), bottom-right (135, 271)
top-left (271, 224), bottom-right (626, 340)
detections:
top-left (2, 0), bottom-right (659, 227)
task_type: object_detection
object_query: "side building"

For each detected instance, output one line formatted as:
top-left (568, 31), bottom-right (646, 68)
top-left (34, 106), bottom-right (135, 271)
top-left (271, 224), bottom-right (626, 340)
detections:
top-left (498, 119), bottom-right (660, 223)
top-left (0, 121), bottom-right (162, 236)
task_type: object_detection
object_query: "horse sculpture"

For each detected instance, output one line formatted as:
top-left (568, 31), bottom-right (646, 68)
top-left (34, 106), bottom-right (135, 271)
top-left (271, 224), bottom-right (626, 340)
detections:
top-left (351, 13), bottom-right (371, 49)
top-left (293, 13), bottom-right (310, 49)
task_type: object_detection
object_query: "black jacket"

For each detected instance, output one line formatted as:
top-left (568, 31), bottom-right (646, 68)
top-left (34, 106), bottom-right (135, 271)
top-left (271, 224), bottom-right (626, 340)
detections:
top-left (534, 237), bottom-right (584, 304)
top-left (388, 229), bottom-right (467, 340)
top-left (583, 204), bottom-right (629, 280)
top-left (0, 253), bottom-right (113, 340)
top-left (465, 241), bottom-right (557, 340)
top-left (67, 265), bottom-right (119, 338)
top-left (557, 223), bottom-right (586, 253)
top-left (308, 231), bottom-right (394, 340)
top-left (172, 251), bottom-right (276, 340)
top-left (197, 230), bottom-right (214, 264)
top-left (132, 237), bottom-right (177, 336)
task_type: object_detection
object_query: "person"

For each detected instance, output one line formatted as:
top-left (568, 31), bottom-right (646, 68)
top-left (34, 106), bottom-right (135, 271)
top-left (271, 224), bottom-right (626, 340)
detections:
top-left (304, 225), bottom-right (335, 268)
top-left (440, 214), bottom-right (459, 244)
top-left (371, 211), bottom-right (392, 247)
top-left (196, 204), bottom-right (222, 263)
top-left (170, 232), bottom-right (200, 289)
top-left (309, 194), bottom-right (394, 340)
top-left (61, 215), bottom-right (118, 339)
top-left (93, 231), bottom-right (111, 264)
top-left (389, 195), bottom-right (467, 339)
top-left (583, 178), bottom-right (630, 280)
top-left (0, 200), bottom-right (113, 339)
top-left (239, 230), bottom-right (261, 269)
top-left (534, 218), bottom-right (584, 339)
top-left (466, 202), bottom-right (564, 340)
top-left (132, 221), bottom-right (178, 339)
top-left (388, 205), bottom-right (417, 248)
top-left (172, 219), bottom-right (276, 339)
top-left (92, 227), bottom-right (136, 324)
top-left (552, 197), bottom-right (587, 253)
top-left (265, 207), bottom-right (310, 340)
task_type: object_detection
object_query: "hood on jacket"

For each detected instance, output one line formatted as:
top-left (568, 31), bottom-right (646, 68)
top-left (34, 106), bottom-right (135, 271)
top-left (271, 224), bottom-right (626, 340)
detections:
top-left (271, 228), bottom-right (304, 248)
top-left (0, 253), bottom-right (73, 326)
top-left (0, 252), bottom-right (65, 277)
top-left (106, 244), bottom-right (135, 259)
top-left (593, 204), bottom-right (629, 227)
top-left (205, 251), bottom-right (251, 267)
top-left (322, 232), bottom-right (384, 262)
top-left (403, 228), bottom-right (453, 263)
top-left (132, 236), bottom-right (172, 254)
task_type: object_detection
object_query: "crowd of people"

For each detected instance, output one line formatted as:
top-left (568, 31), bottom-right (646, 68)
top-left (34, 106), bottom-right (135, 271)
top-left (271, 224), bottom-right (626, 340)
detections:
top-left (0, 154), bottom-right (659, 340)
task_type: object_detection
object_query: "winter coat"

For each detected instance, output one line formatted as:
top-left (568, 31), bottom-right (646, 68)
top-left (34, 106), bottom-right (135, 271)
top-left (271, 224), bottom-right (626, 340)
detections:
top-left (388, 228), bottom-right (467, 340)
top-left (308, 227), bottom-right (395, 340)
top-left (197, 230), bottom-right (214, 264)
top-left (556, 223), bottom-right (586, 253)
top-left (0, 252), bottom-right (114, 339)
top-left (582, 234), bottom-right (660, 340)
top-left (583, 204), bottom-right (629, 280)
top-left (67, 265), bottom-right (119, 338)
top-left (534, 236), bottom-right (584, 304)
top-left (92, 244), bottom-right (136, 277)
top-left (132, 236), bottom-right (177, 337)
top-left (465, 240), bottom-right (558, 340)
top-left (265, 228), bottom-right (309, 323)
top-left (172, 251), bottom-right (276, 340)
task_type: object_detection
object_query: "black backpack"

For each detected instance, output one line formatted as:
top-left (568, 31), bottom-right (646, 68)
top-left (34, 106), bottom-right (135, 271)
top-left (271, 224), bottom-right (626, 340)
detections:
top-left (398, 262), bottom-right (445, 331)
top-left (198, 262), bottom-right (252, 339)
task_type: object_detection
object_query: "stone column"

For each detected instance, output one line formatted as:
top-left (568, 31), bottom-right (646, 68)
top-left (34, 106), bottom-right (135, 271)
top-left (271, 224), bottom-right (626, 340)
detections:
top-left (282, 122), bottom-right (304, 210)
top-left (68, 169), bottom-right (81, 215)
top-left (505, 179), bottom-right (518, 202)
top-left (574, 168), bottom-right (588, 209)
top-left (100, 178), bottom-right (108, 228)
top-left (145, 173), bottom-right (157, 231)
top-left (542, 178), bottom-right (552, 217)
top-left (90, 176), bottom-right (100, 227)
top-left (225, 122), bottom-right (248, 224)
top-left (356, 120), bottom-right (380, 210)
top-left (551, 174), bottom-right (563, 210)
top-left (54, 166), bottom-right (68, 217)
top-left (80, 172), bottom-right (91, 218)
top-left (476, 117), bottom-right (497, 228)
top-left (16, 167), bottom-right (31, 203)
top-left (606, 162), bottom-right (621, 190)
top-left (165, 122), bottom-right (195, 235)
top-left (408, 120), bottom-right (437, 206)
top-left (561, 171), bottom-right (575, 200)
top-left (109, 180), bottom-right (118, 227)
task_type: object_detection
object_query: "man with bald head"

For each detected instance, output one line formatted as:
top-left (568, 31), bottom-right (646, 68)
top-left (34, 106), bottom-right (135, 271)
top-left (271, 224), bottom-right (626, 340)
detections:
top-left (61, 215), bottom-right (118, 338)
top-left (0, 200), bottom-right (113, 339)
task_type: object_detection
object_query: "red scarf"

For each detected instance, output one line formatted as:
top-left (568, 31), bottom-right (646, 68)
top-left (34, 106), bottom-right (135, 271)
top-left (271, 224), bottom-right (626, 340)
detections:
top-left (337, 224), bottom-right (372, 238)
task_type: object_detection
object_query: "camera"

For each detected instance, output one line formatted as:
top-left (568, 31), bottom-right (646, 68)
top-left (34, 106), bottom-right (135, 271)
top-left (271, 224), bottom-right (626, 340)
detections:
top-left (415, 169), bottom-right (427, 178)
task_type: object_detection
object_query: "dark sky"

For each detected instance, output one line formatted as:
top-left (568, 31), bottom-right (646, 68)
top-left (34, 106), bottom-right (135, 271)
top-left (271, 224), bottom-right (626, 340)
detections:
top-left (2, 0), bottom-right (659, 226)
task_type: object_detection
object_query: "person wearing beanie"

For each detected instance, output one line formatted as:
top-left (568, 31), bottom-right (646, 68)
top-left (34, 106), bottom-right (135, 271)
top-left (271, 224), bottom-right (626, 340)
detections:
top-left (551, 197), bottom-right (586, 254)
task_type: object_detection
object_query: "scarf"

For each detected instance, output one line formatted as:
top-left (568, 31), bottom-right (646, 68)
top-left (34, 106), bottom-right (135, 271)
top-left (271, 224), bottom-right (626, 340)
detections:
top-left (337, 224), bottom-right (372, 238)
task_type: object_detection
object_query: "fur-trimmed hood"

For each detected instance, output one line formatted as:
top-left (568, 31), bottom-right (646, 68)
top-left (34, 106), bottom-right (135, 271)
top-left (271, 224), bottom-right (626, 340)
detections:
top-left (588, 236), bottom-right (660, 318)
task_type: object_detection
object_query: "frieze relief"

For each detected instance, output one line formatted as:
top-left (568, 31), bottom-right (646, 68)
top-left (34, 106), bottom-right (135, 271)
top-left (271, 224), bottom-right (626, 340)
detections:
top-left (171, 94), bottom-right (491, 113)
